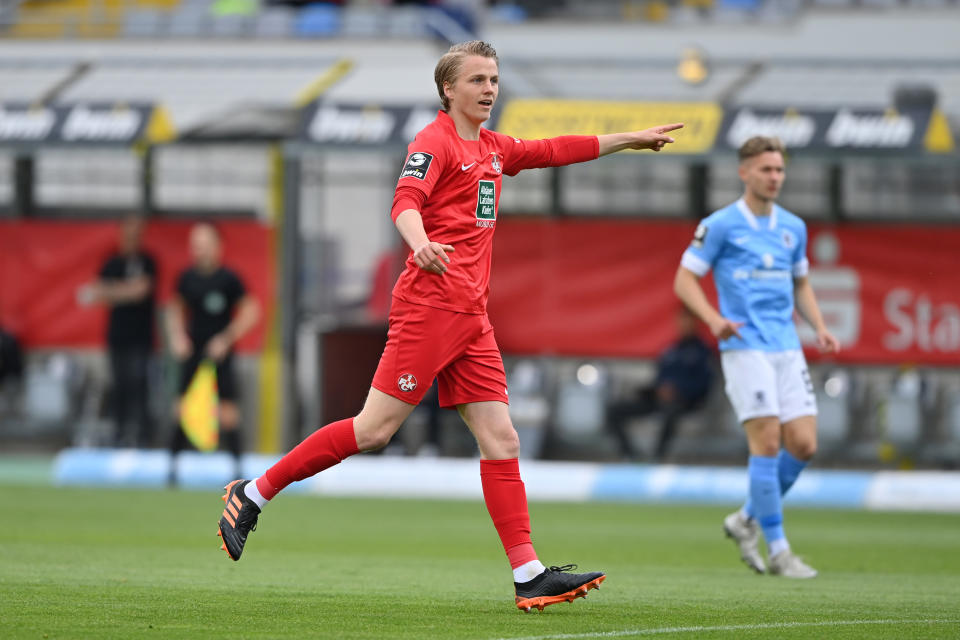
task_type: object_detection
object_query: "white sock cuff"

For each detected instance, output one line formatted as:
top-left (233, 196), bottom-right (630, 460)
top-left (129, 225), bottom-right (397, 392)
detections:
top-left (244, 478), bottom-right (268, 509)
top-left (768, 538), bottom-right (790, 558)
top-left (513, 559), bottom-right (546, 583)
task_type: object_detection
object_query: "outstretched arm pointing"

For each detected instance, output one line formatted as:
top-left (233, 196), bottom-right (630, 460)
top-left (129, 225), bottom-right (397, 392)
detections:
top-left (598, 123), bottom-right (684, 156)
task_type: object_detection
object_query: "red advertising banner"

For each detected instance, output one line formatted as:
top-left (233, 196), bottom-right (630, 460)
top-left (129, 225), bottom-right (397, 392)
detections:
top-left (0, 219), bottom-right (273, 351)
top-left (488, 218), bottom-right (960, 366)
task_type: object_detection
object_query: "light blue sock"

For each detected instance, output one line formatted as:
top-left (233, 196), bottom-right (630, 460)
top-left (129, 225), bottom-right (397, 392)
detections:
top-left (777, 448), bottom-right (808, 496)
top-left (744, 448), bottom-right (808, 519)
top-left (748, 455), bottom-right (785, 547)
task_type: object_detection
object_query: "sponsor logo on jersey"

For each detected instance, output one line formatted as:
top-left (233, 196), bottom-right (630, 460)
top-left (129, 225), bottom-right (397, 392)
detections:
top-left (490, 152), bottom-right (502, 174)
top-left (400, 152), bottom-right (433, 180)
top-left (397, 373), bottom-right (418, 392)
top-left (476, 180), bottom-right (496, 227)
top-left (692, 223), bottom-right (708, 248)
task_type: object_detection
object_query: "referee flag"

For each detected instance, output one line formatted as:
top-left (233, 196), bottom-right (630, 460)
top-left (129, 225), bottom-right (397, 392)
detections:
top-left (180, 360), bottom-right (219, 452)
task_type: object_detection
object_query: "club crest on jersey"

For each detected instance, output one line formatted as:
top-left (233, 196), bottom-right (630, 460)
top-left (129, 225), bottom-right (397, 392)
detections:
top-left (400, 152), bottom-right (433, 180)
top-left (397, 373), bottom-right (418, 393)
top-left (490, 152), bottom-right (502, 174)
top-left (781, 229), bottom-right (796, 249)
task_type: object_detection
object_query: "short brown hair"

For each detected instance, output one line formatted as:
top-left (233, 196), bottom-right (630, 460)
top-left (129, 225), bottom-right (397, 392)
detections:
top-left (738, 136), bottom-right (786, 162)
top-left (434, 40), bottom-right (499, 111)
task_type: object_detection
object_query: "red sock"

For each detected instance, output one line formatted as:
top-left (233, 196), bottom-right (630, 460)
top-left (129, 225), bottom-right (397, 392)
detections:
top-left (480, 458), bottom-right (538, 569)
top-left (257, 418), bottom-right (359, 500)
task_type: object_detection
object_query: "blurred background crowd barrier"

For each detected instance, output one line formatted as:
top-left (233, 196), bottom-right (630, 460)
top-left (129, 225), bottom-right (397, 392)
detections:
top-left (0, 0), bottom-right (958, 473)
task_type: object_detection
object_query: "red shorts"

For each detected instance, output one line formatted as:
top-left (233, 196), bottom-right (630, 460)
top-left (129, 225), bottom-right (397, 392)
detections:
top-left (371, 298), bottom-right (509, 408)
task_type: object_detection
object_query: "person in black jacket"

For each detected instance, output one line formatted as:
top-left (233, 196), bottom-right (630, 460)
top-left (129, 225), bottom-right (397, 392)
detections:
top-left (607, 305), bottom-right (714, 462)
top-left (78, 214), bottom-right (157, 447)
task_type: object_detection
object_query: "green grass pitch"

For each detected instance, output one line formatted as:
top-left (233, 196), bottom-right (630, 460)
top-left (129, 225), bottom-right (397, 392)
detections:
top-left (2, 485), bottom-right (959, 639)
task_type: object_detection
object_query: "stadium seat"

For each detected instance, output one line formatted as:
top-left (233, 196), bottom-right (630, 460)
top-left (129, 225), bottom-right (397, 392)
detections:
top-left (507, 360), bottom-right (549, 458)
top-left (384, 6), bottom-right (428, 38)
top-left (295, 3), bottom-right (340, 38)
top-left (253, 6), bottom-right (294, 37)
top-left (23, 356), bottom-right (73, 431)
top-left (209, 13), bottom-right (250, 37)
top-left (168, 4), bottom-right (210, 37)
top-left (549, 364), bottom-right (620, 460)
top-left (555, 380), bottom-right (605, 438)
top-left (340, 6), bottom-right (382, 37)
top-left (884, 372), bottom-right (924, 450)
top-left (122, 9), bottom-right (166, 38)
top-left (815, 388), bottom-right (850, 456)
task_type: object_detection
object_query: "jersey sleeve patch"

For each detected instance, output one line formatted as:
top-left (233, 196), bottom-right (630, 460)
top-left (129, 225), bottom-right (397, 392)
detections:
top-left (692, 223), bottom-right (708, 248)
top-left (399, 152), bottom-right (434, 180)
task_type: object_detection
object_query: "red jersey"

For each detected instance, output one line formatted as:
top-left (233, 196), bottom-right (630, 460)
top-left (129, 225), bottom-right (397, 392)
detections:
top-left (391, 110), bottom-right (599, 314)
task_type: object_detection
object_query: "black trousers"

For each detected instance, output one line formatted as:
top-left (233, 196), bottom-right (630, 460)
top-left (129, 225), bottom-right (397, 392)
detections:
top-left (606, 387), bottom-right (699, 461)
top-left (108, 345), bottom-right (152, 447)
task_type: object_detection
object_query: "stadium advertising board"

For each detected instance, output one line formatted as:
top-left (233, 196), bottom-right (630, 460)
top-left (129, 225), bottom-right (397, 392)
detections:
top-left (496, 100), bottom-right (723, 154)
top-left (0, 102), bottom-right (175, 145)
top-left (300, 102), bottom-right (437, 146)
top-left (488, 219), bottom-right (959, 365)
top-left (718, 106), bottom-right (955, 153)
top-left (0, 220), bottom-right (271, 351)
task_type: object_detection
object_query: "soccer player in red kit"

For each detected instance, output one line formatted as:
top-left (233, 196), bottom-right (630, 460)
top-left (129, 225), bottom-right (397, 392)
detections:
top-left (217, 40), bottom-right (683, 612)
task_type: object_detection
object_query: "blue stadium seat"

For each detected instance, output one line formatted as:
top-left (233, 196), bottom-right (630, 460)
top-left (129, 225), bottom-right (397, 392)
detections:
top-left (295, 3), bottom-right (341, 38)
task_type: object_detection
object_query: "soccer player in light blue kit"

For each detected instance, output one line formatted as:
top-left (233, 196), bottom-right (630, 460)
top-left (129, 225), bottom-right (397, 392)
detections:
top-left (674, 136), bottom-right (840, 578)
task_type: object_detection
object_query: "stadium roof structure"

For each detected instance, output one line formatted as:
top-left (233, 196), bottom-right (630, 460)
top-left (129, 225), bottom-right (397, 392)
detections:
top-left (0, 40), bottom-right (441, 133)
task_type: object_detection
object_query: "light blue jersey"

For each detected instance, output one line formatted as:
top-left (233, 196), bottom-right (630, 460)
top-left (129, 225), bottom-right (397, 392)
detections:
top-left (681, 198), bottom-right (809, 352)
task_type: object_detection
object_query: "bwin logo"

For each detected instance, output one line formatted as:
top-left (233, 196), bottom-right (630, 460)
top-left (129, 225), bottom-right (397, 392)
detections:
top-left (397, 373), bottom-right (418, 392)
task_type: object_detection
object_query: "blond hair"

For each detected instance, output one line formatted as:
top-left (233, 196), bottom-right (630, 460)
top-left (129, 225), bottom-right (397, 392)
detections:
top-left (434, 40), bottom-right (499, 111)
top-left (738, 136), bottom-right (786, 162)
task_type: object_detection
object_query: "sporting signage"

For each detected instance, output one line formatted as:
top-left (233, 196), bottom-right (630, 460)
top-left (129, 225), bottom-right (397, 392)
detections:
top-left (496, 99), bottom-right (723, 154)
top-left (300, 102), bottom-right (437, 146)
top-left (0, 102), bottom-right (175, 145)
top-left (718, 106), bottom-right (955, 153)
top-left (487, 219), bottom-right (959, 365)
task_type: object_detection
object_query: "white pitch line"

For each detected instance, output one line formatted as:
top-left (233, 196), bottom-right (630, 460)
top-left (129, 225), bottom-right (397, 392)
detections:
top-left (488, 618), bottom-right (960, 640)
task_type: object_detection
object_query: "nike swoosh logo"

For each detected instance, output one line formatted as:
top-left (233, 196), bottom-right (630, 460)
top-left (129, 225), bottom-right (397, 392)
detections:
top-left (734, 235), bottom-right (750, 245)
top-left (461, 162), bottom-right (476, 171)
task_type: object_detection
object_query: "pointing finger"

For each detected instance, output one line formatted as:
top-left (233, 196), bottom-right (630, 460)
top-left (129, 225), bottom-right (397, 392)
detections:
top-left (658, 123), bottom-right (684, 133)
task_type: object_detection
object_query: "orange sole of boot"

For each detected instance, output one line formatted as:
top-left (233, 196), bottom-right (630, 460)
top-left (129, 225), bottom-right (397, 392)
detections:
top-left (217, 524), bottom-right (237, 560)
top-left (515, 574), bottom-right (605, 612)
top-left (217, 481), bottom-right (241, 561)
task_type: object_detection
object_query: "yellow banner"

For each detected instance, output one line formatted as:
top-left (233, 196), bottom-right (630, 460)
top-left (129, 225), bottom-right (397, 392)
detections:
top-left (497, 100), bottom-right (723, 154)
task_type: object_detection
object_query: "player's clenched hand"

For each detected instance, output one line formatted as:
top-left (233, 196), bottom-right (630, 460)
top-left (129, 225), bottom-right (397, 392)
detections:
top-left (171, 332), bottom-right (193, 360)
top-left (709, 317), bottom-right (744, 342)
top-left (816, 328), bottom-right (840, 354)
top-left (629, 123), bottom-right (684, 152)
top-left (206, 333), bottom-right (231, 362)
top-left (413, 241), bottom-right (454, 275)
